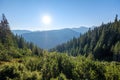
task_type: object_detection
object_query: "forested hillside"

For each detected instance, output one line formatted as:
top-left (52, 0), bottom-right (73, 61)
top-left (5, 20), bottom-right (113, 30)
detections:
top-left (0, 14), bottom-right (120, 80)
top-left (51, 15), bottom-right (120, 61)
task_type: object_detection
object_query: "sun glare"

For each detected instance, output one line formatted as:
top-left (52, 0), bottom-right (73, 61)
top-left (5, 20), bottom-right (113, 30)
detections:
top-left (42, 15), bottom-right (51, 25)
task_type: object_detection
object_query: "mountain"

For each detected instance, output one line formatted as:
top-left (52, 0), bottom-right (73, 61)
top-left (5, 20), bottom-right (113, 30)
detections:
top-left (51, 15), bottom-right (120, 61)
top-left (12, 27), bottom-right (89, 49)
top-left (12, 30), bottom-right (31, 35)
top-left (21, 29), bottom-right (80, 49)
top-left (71, 26), bottom-right (89, 33)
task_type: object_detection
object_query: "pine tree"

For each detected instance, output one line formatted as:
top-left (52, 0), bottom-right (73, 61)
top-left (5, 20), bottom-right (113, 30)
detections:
top-left (115, 14), bottom-right (118, 22)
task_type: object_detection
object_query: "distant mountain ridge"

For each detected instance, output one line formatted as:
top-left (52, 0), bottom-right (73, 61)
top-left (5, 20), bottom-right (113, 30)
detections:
top-left (71, 26), bottom-right (89, 33)
top-left (12, 27), bottom-right (89, 49)
top-left (12, 30), bottom-right (31, 35)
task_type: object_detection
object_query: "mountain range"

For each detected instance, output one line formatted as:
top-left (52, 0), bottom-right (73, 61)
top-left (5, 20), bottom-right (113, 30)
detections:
top-left (12, 27), bottom-right (89, 49)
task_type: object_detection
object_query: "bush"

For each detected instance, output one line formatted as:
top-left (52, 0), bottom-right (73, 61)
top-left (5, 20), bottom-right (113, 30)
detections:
top-left (0, 64), bottom-right (20, 80)
top-left (0, 50), bottom-right (12, 61)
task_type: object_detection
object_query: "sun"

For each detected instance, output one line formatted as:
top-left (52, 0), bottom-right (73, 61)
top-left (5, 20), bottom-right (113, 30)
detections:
top-left (42, 15), bottom-right (51, 25)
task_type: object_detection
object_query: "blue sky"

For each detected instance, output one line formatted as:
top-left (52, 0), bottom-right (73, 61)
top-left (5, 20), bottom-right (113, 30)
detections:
top-left (0, 0), bottom-right (120, 31)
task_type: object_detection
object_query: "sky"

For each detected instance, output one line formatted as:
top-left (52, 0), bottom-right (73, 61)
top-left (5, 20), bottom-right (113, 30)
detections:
top-left (0, 0), bottom-right (120, 31)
